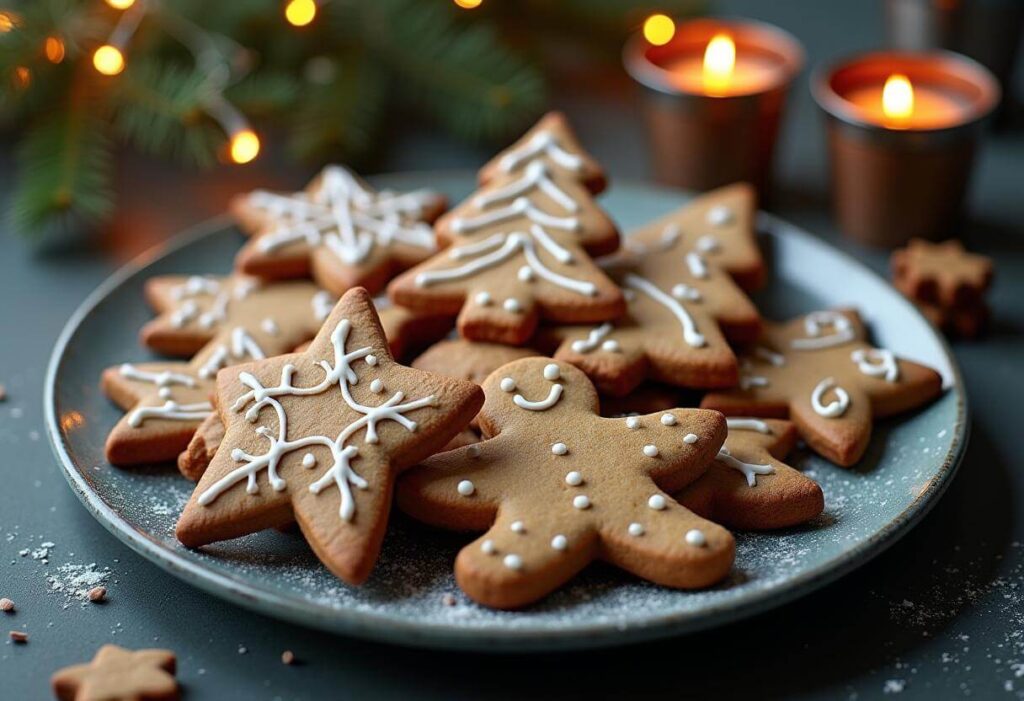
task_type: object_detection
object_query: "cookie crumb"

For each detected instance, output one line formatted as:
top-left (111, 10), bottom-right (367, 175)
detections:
top-left (0, 598), bottom-right (14, 612)
top-left (87, 586), bottom-right (107, 603)
top-left (9, 630), bottom-right (28, 643)
top-left (281, 650), bottom-right (295, 665)
top-left (441, 593), bottom-right (457, 607)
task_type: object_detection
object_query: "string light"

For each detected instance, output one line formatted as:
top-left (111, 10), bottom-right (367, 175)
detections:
top-left (44, 36), bottom-right (66, 64)
top-left (229, 129), bottom-right (260, 164)
top-left (93, 45), bottom-right (125, 75)
top-left (13, 66), bottom-right (31, 89)
top-left (284, 0), bottom-right (316, 27)
top-left (105, 0), bottom-right (136, 9)
top-left (643, 14), bottom-right (675, 46)
top-left (453, 0), bottom-right (483, 8)
top-left (0, 12), bottom-right (17, 33)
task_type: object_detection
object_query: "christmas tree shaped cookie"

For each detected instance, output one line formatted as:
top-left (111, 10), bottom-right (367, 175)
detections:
top-left (676, 418), bottom-right (824, 530)
top-left (702, 309), bottom-right (944, 466)
top-left (389, 115), bottom-right (625, 345)
top-left (231, 166), bottom-right (447, 296)
top-left (397, 357), bottom-right (734, 609)
top-left (176, 288), bottom-right (483, 584)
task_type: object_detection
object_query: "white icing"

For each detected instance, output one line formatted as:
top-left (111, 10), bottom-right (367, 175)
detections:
top-left (500, 377), bottom-right (516, 392)
top-left (683, 433), bottom-right (698, 444)
top-left (370, 379), bottom-right (384, 394)
top-left (565, 471), bottom-right (582, 486)
top-left (127, 400), bottom-right (212, 427)
top-left (643, 444), bottom-right (659, 457)
top-left (648, 494), bottom-right (667, 510)
top-left (685, 252), bottom-right (709, 279)
top-left (696, 235), bottom-right (720, 253)
top-left (572, 495), bottom-right (591, 510)
top-left (517, 265), bottom-right (535, 282)
top-left (551, 442), bottom-right (568, 455)
top-left (626, 224), bottom-right (681, 256)
top-left (510, 520), bottom-right (525, 533)
top-left (481, 539), bottom-right (496, 554)
top-left (571, 323), bottom-right (614, 354)
top-left (365, 354), bottom-right (377, 366)
top-left (474, 291), bottom-right (492, 306)
top-left (249, 166), bottom-right (437, 266)
top-left (811, 377), bottom-right (850, 418)
top-left (707, 204), bottom-right (733, 226)
top-left (170, 275), bottom-right (220, 300)
top-left (601, 340), bottom-right (621, 352)
top-left (725, 418), bottom-right (773, 434)
top-left (261, 318), bottom-right (280, 336)
top-left (660, 413), bottom-right (677, 426)
top-left (628, 522), bottom-right (645, 536)
top-left (457, 480), bottom-right (475, 496)
top-left (312, 291), bottom-right (336, 322)
top-left (685, 529), bottom-right (707, 547)
top-left (671, 284), bottom-right (702, 302)
top-left (302, 453), bottom-right (317, 468)
top-left (503, 554), bottom-right (523, 570)
top-left (543, 363), bottom-right (561, 381)
top-left (510, 366), bottom-right (564, 411)
top-left (851, 348), bottom-right (899, 382)
top-left (623, 274), bottom-right (706, 348)
top-left (196, 318), bottom-right (437, 522)
top-left (791, 311), bottom-right (855, 350)
top-left (197, 328), bottom-right (267, 380)
top-left (740, 375), bottom-right (769, 390)
top-left (158, 387), bottom-right (172, 399)
top-left (754, 347), bottom-right (786, 366)
top-left (499, 130), bottom-right (584, 174)
top-left (716, 446), bottom-right (775, 487)
top-left (551, 534), bottom-right (568, 550)
top-left (118, 364), bottom-right (196, 389)
top-left (626, 417), bottom-right (640, 430)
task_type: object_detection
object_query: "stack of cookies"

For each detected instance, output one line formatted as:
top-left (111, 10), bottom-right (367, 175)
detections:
top-left (101, 113), bottom-right (945, 609)
top-left (891, 238), bottom-right (995, 339)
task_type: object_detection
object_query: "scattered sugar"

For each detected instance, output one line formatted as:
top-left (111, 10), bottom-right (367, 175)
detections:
top-left (45, 563), bottom-right (112, 607)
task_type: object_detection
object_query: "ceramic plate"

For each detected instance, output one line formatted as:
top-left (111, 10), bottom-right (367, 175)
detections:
top-left (45, 173), bottom-right (967, 651)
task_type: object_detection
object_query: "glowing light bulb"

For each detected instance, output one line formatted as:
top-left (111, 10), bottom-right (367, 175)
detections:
top-left (702, 33), bottom-right (736, 95)
top-left (285, 0), bottom-right (316, 27)
top-left (882, 73), bottom-right (914, 124)
top-left (230, 130), bottom-right (260, 164)
top-left (106, 0), bottom-right (136, 8)
top-left (93, 45), bottom-right (125, 76)
top-left (643, 14), bottom-right (675, 46)
top-left (45, 36), bottom-right (66, 64)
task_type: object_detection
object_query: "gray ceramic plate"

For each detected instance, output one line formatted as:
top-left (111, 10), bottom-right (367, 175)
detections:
top-left (45, 173), bottom-right (967, 651)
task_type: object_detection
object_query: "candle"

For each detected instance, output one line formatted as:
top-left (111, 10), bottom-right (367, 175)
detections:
top-left (813, 51), bottom-right (1000, 246)
top-left (623, 18), bottom-right (804, 198)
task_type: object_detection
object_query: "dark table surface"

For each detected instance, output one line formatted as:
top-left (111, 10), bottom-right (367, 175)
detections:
top-left (3, 1), bottom-right (1023, 699)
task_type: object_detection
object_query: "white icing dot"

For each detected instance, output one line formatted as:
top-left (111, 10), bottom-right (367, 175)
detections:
top-left (643, 444), bottom-right (659, 457)
top-left (628, 522), bottom-right (645, 537)
top-left (601, 339), bottom-right (621, 352)
top-left (543, 363), bottom-right (560, 381)
top-left (230, 448), bottom-right (244, 461)
top-left (551, 535), bottom-right (568, 551)
top-left (510, 520), bottom-right (525, 533)
top-left (500, 377), bottom-right (516, 393)
top-left (302, 453), bottom-right (316, 469)
top-left (365, 354), bottom-right (378, 366)
top-left (551, 442), bottom-right (568, 456)
top-left (457, 480), bottom-right (475, 496)
top-left (503, 298), bottom-right (522, 313)
top-left (517, 265), bottom-right (535, 282)
top-left (503, 554), bottom-right (523, 570)
top-left (660, 413), bottom-right (677, 426)
top-left (474, 291), bottom-right (492, 306)
top-left (707, 204), bottom-right (733, 226)
top-left (573, 495), bottom-right (591, 510)
top-left (564, 471), bottom-right (583, 486)
top-left (481, 539), bottom-right (496, 554)
top-left (626, 417), bottom-right (641, 430)
top-left (683, 433), bottom-right (699, 444)
top-left (685, 529), bottom-right (707, 547)
top-left (261, 318), bottom-right (279, 336)
top-left (370, 379), bottom-right (384, 394)
top-left (158, 387), bottom-right (172, 399)
top-left (467, 444), bottom-right (481, 458)
top-left (648, 494), bottom-right (667, 510)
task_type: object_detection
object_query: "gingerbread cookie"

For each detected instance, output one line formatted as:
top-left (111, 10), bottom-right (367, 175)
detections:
top-left (891, 238), bottom-right (993, 309)
top-left (599, 383), bottom-right (684, 418)
top-left (389, 116), bottom-right (625, 345)
top-left (412, 339), bottom-right (539, 386)
top-left (624, 184), bottom-right (764, 292)
top-left (477, 111), bottom-right (607, 195)
top-left (140, 275), bottom-right (329, 357)
top-left (176, 288), bottom-right (483, 584)
top-left (232, 166), bottom-right (447, 295)
top-left (177, 412), bottom-right (224, 481)
top-left (52, 644), bottom-right (178, 701)
top-left (701, 309), bottom-right (944, 466)
top-left (676, 418), bottom-right (824, 530)
top-left (397, 357), bottom-right (734, 609)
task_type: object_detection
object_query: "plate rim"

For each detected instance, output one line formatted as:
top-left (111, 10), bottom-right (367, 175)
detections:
top-left (44, 176), bottom-right (969, 651)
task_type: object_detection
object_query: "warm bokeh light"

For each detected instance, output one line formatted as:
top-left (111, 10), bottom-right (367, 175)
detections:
top-left (642, 14), bottom-right (676, 46)
top-left (93, 45), bottom-right (125, 75)
top-left (0, 11), bottom-right (16, 32)
top-left (454, 0), bottom-right (483, 8)
top-left (105, 0), bottom-right (136, 8)
top-left (13, 66), bottom-right (31, 89)
top-left (703, 33), bottom-right (736, 94)
top-left (285, 0), bottom-right (316, 26)
top-left (882, 73), bottom-right (914, 123)
top-left (230, 129), bottom-right (261, 164)
top-left (45, 36), bottom-right (66, 64)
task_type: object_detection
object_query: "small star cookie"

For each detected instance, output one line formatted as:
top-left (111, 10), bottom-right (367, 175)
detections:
top-left (891, 238), bottom-right (993, 309)
top-left (51, 644), bottom-right (178, 701)
top-left (176, 288), bottom-right (483, 584)
top-left (701, 309), bottom-right (944, 466)
top-left (676, 418), bottom-right (824, 530)
top-left (397, 357), bottom-right (734, 609)
top-left (231, 166), bottom-right (447, 295)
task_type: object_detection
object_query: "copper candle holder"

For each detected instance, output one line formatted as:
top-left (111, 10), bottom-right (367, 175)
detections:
top-left (623, 18), bottom-right (804, 199)
top-left (812, 51), bottom-right (999, 248)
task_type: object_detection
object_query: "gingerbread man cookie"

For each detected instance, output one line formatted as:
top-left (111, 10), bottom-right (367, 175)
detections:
top-left (891, 238), bottom-right (993, 309)
top-left (231, 166), bottom-right (447, 295)
top-left (389, 115), bottom-right (624, 345)
top-left (701, 309), bottom-right (943, 466)
top-left (176, 288), bottom-right (483, 584)
top-left (52, 644), bottom-right (178, 701)
top-left (676, 418), bottom-right (824, 530)
top-left (140, 275), bottom-right (329, 357)
top-left (412, 339), bottom-right (540, 386)
top-left (397, 357), bottom-right (734, 609)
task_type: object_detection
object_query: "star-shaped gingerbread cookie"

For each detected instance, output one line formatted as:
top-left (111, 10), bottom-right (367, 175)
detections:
top-left (140, 275), bottom-right (329, 357)
top-left (891, 238), bottom-right (993, 308)
top-left (176, 288), bottom-right (483, 584)
top-left (397, 357), bottom-right (734, 609)
top-left (675, 418), bottom-right (824, 530)
top-left (701, 309), bottom-right (944, 466)
top-left (52, 644), bottom-right (178, 701)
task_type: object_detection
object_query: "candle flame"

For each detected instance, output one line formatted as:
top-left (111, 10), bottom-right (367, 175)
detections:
top-left (882, 73), bottom-right (914, 123)
top-left (703, 33), bottom-right (736, 95)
